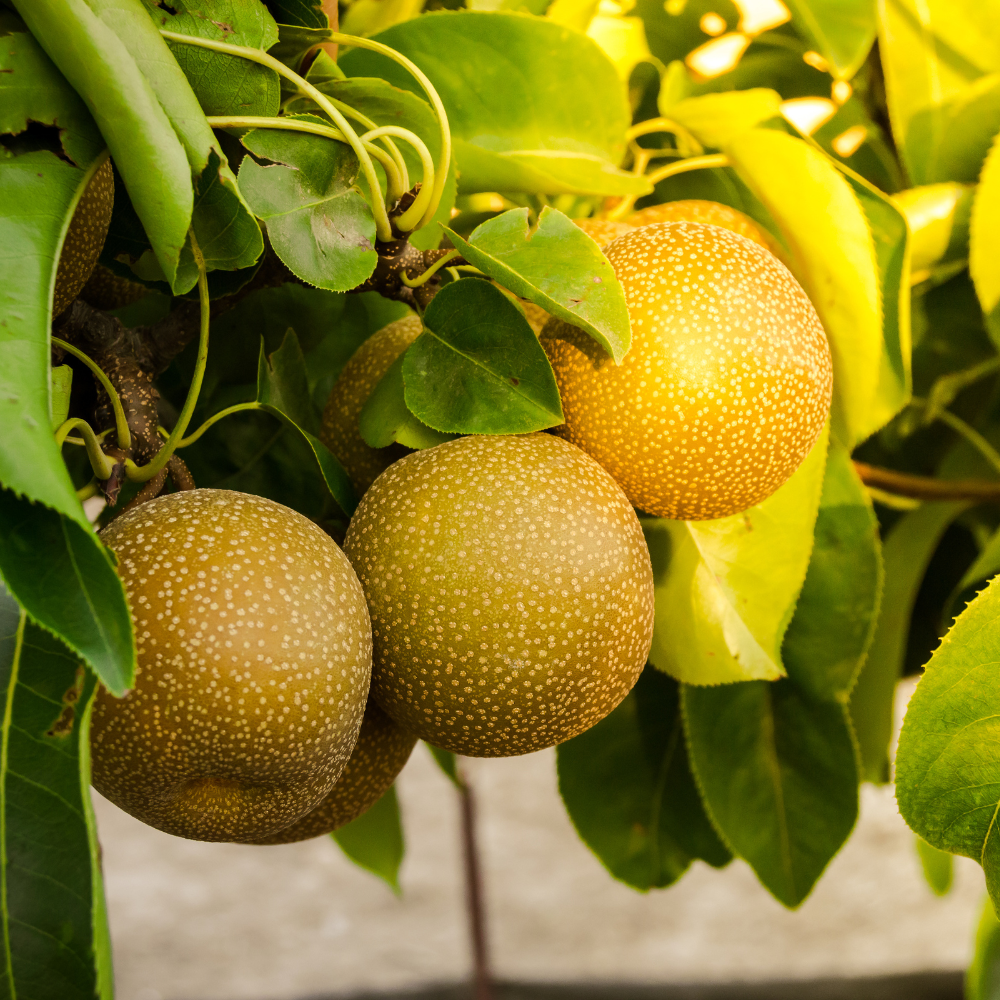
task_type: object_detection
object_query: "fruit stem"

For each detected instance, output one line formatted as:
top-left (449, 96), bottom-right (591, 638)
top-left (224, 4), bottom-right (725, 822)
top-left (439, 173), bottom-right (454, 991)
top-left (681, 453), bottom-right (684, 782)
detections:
top-left (399, 249), bottom-right (460, 288)
top-left (930, 406), bottom-right (1000, 478)
top-left (606, 153), bottom-right (729, 220)
top-left (126, 230), bottom-right (211, 483)
top-left (456, 759), bottom-right (493, 1000)
top-left (205, 115), bottom-right (407, 203)
top-left (176, 402), bottom-right (262, 448)
top-left (327, 31), bottom-right (452, 231)
top-left (52, 337), bottom-right (131, 450)
top-left (160, 30), bottom-right (395, 241)
top-left (360, 125), bottom-right (436, 231)
top-left (625, 116), bottom-right (704, 155)
top-left (55, 418), bottom-right (116, 481)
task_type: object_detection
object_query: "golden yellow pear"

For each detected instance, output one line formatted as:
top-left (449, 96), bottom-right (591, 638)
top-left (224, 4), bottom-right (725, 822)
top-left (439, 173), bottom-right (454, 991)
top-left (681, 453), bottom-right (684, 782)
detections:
top-left (541, 222), bottom-right (832, 520)
top-left (53, 159), bottom-right (114, 316)
top-left (91, 489), bottom-right (372, 843)
top-left (320, 316), bottom-right (422, 496)
top-left (344, 433), bottom-right (654, 757)
top-left (251, 699), bottom-right (416, 844)
top-left (627, 199), bottom-right (773, 250)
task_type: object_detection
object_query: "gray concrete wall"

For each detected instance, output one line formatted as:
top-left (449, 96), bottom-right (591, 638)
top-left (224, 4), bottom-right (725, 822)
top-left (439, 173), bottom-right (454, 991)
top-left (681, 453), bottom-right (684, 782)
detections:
top-left (97, 680), bottom-right (985, 1000)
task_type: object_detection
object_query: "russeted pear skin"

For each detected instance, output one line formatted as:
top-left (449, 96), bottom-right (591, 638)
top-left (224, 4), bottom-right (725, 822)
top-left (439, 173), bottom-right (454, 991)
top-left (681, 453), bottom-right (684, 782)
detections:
top-left (541, 222), bottom-right (832, 520)
top-left (320, 316), bottom-right (423, 495)
top-left (251, 699), bottom-right (416, 844)
top-left (91, 489), bottom-right (372, 843)
top-left (627, 199), bottom-right (773, 250)
top-left (344, 434), bottom-right (654, 757)
top-left (53, 159), bottom-right (114, 316)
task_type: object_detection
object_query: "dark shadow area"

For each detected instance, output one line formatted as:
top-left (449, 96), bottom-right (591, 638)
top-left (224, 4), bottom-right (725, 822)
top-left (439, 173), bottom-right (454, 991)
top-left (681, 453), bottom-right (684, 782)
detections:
top-left (300, 970), bottom-right (964, 1000)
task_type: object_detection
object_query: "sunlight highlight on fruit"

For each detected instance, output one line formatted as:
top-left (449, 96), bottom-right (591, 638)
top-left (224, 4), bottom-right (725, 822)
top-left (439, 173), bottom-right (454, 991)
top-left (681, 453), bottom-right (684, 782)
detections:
top-left (542, 222), bottom-right (832, 520)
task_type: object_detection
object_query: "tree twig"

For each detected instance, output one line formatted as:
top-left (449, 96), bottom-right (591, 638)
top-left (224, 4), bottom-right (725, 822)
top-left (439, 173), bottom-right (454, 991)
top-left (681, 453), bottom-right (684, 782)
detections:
top-left (456, 760), bottom-right (493, 1000)
top-left (854, 462), bottom-right (1000, 502)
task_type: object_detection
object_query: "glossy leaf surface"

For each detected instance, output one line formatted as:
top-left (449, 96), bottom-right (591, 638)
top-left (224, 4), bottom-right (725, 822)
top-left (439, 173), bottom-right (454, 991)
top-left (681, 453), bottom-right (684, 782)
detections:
top-left (877, 0), bottom-right (1000, 184)
top-left (402, 279), bottom-right (564, 434)
top-left (785, 0), bottom-right (877, 80)
top-left (896, 573), bottom-right (1000, 911)
top-left (558, 667), bottom-right (730, 890)
top-left (239, 124), bottom-right (377, 291)
top-left (333, 786), bottom-right (405, 893)
top-left (339, 12), bottom-right (650, 196)
top-left (665, 89), bottom-right (782, 149)
top-left (0, 583), bottom-right (111, 998)
top-left (971, 132), bottom-right (1000, 335)
top-left (644, 427), bottom-right (828, 686)
top-left (684, 678), bottom-right (859, 908)
top-left (445, 207), bottom-right (630, 363)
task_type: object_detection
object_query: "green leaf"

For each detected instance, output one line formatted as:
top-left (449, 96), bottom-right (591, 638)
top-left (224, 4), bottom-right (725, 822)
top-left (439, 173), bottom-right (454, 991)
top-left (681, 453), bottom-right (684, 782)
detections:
top-left (915, 835), bottom-right (954, 896)
top-left (11, 0), bottom-right (194, 288)
top-left (644, 426), bottom-right (828, 686)
top-left (0, 18), bottom-right (104, 167)
top-left (339, 11), bottom-right (650, 197)
top-left (782, 442), bottom-right (883, 703)
top-left (968, 896), bottom-right (1000, 1000)
top-left (784, 0), bottom-right (877, 80)
top-left (265, 0), bottom-right (328, 27)
top-left (333, 785), bottom-right (405, 893)
top-left (425, 743), bottom-right (462, 788)
top-left (945, 523), bottom-right (1000, 629)
top-left (144, 0), bottom-right (280, 116)
top-left (402, 279), bottom-right (564, 435)
top-left (0, 583), bottom-right (112, 997)
top-left (268, 23), bottom-right (329, 72)
top-left (877, 0), bottom-right (1000, 184)
top-left (896, 182), bottom-right (974, 275)
top-left (895, 573), bottom-right (1000, 911)
top-left (239, 126), bottom-right (377, 291)
top-left (255, 331), bottom-right (359, 515)
top-left (358, 353), bottom-right (456, 450)
top-left (634, 0), bottom-right (738, 68)
top-left (850, 500), bottom-right (968, 783)
top-left (557, 667), bottom-right (730, 891)
top-left (683, 678), bottom-right (859, 908)
top-left (837, 168), bottom-right (912, 438)
top-left (663, 89), bottom-right (783, 149)
top-left (725, 128), bottom-right (883, 449)
top-left (444, 207), bottom-right (630, 363)
top-left (0, 491), bottom-right (135, 697)
top-left (971, 132), bottom-right (1000, 335)
top-left (0, 50), bottom-right (136, 695)
top-left (86, 0), bottom-right (264, 291)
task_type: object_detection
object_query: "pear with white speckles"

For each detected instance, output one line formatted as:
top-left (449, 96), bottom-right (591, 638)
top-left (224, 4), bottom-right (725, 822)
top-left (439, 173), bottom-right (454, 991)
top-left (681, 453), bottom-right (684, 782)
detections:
top-left (250, 698), bottom-right (416, 844)
top-left (541, 221), bottom-right (832, 521)
top-left (320, 316), bottom-right (423, 496)
top-left (343, 433), bottom-right (655, 757)
top-left (91, 489), bottom-right (373, 843)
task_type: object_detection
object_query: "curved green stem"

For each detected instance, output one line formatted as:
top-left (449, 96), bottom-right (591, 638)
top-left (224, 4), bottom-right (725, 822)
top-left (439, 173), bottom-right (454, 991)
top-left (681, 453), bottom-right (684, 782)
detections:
top-left (126, 230), bottom-right (211, 483)
top-left (361, 125), bottom-right (435, 230)
top-left (607, 153), bottom-right (729, 221)
top-left (400, 249), bottom-right (460, 288)
top-left (55, 419), bottom-right (115, 480)
top-left (930, 406), bottom-right (1000, 478)
top-left (161, 30), bottom-right (394, 241)
top-left (206, 115), bottom-right (406, 203)
top-left (64, 427), bottom-right (112, 446)
top-left (328, 31), bottom-right (451, 230)
top-left (644, 153), bottom-right (729, 187)
top-left (625, 117), bottom-right (704, 155)
top-left (76, 480), bottom-right (100, 502)
top-left (52, 337), bottom-right (131, 450)
top-left (177, 402), bottom-right (262, 448)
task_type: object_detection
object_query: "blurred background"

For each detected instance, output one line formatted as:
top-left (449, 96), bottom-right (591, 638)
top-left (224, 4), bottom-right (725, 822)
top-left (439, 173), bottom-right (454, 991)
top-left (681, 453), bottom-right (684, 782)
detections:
top-left (97, 681), bottom-right (982, 1000)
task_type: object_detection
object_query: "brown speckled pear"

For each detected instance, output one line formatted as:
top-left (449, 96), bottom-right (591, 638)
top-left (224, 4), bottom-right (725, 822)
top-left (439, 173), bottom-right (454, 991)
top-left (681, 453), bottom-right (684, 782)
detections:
top-left (91, 489), bottom-right (372, 843)
top-left (250, 699), bottom-right (416, 844)
top-left (541, 222), bottom-right (832, 521)
top-left (573, 217), bottom-right (635, 247)
top-left (320, 316), bottom-right (423, 496)
top-left (53, 159), bottom-right (114, 316)
top-left (343, 433), bottom-right (654, 757)
top-left (627, 199), bottom-right (774, 251)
